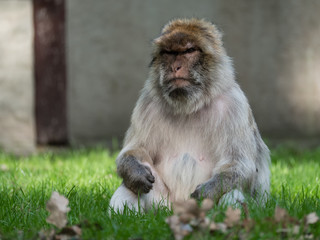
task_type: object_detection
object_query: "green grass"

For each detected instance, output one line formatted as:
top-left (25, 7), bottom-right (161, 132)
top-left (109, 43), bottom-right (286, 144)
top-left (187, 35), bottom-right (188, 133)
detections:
top-left (0, 146), bottom-right (319, 239)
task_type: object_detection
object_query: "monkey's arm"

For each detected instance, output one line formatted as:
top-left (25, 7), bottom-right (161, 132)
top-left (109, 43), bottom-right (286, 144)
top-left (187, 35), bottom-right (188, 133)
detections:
top-left (117, 151), bottom-right (155, 195)
top-left (116, 126), bottom-right (156, 195)
top-left (191, 95), bottom-right (258, 203)
top-left (190, 171), bottom-right (245, 203)
top-left (116, 91), bottom-right (162, 195)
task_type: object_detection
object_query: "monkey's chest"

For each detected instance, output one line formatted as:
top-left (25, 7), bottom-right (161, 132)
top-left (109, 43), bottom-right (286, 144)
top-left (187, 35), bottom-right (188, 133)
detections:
top-left (156, 151), bottom-right (213, 201)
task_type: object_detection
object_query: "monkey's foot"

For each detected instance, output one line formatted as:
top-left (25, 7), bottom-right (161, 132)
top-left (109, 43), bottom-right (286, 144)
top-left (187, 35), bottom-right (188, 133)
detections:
top-left (219, 189), bottom-right (245, 206)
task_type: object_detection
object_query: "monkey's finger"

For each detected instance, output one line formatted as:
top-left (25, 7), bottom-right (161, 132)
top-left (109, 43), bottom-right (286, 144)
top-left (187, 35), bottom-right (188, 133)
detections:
top-left (190, 191), bottom-right (197, 199)
top-left (190, 189), bottom-right (201, 199)
top-left (146, 174), bottom-right (155, 183)
top-left (144, 165), bottom-right (153, 175)
top-left (142, 182), bottom-right (153, 193)
top-left (143, 165), bottom-right (155, 183)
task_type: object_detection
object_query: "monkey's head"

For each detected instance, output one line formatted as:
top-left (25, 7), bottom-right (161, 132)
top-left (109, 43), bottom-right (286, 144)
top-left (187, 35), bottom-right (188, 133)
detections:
top-left (149, 18), bottom-right (231, 115)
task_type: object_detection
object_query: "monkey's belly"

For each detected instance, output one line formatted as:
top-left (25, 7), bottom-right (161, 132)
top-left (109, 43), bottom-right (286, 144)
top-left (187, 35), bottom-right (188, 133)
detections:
top-left (156, 153), bottom-right (212, 201)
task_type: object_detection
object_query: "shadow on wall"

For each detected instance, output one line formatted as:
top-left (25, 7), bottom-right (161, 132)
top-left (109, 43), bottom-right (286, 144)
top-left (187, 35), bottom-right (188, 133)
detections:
top-left (274, 2), bottom-right (320, 138)
top-left (216, 1), bottom-right (320, 139)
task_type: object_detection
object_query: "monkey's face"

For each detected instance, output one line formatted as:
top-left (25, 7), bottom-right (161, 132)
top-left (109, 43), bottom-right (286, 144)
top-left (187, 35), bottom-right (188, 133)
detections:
top-left (152, 34), bottom-right (214, 113)
top-left (158, 40), bottom-right (204, 100)
top-left (150, 19), bottom-right (224, 114)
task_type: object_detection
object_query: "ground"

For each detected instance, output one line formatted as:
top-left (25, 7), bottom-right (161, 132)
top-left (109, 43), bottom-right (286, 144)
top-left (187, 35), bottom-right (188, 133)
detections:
top-left (0, 145), bottom-right (319, 239)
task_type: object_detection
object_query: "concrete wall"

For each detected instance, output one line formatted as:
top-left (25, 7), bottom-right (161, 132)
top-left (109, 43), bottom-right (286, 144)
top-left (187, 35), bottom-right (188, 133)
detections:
top-left (1, 1), bottom-right (319, 153)
top-left (67, 0), bottom-right (320, 144)
top-left (0, 1), bottom-right (35, 154)
top-left (215, 1), bottom-right (320, 138)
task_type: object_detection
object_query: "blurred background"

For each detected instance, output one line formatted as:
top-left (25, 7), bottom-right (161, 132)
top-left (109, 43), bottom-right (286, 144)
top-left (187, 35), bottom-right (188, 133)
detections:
top-left (0, 0), bottom-right (319, 155)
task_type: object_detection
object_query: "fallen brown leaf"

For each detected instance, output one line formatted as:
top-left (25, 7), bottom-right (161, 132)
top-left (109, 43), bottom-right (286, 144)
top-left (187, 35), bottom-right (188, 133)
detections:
top-left (224, 207), bottom-right (241, 227)
top-left (179, 212), bottom-right (195, 223)
top-left (166, 215), bottom-right (192, 240)
top-left (274, 206), bottom-right (288, 223)
top-left (38, 229), bottom-right (55, 240)
top-left (242, 218), bottom-right (255, 232)
top-left (0, 164), bottom-right (9, 172)
top-left (209, 222), bottom-right (217, 232)
top-left (209, 221), bottom-right (227, 233)
top-left (173, 199), bottom-right (199, 216)
top-left (304, 233), bottom-right (314, 239)
top-left (306, 212), bottom-right (319, 225)
top-left (39, 225), bottom-right (82, 240)
top-left (55, 225), bottom-right (82, 240)
top-left (201, 199), bottom-right (214, 212)
top-left (292, 225), bottom-right (300, 235)
top-left (167, 201), bottom-right (319, 239)
top-left (46, 191), bottom-right (70, 229)
top-left (199, 217), bottom-right (211, 229)
top-left (216, 223), bottom-right (227, 233)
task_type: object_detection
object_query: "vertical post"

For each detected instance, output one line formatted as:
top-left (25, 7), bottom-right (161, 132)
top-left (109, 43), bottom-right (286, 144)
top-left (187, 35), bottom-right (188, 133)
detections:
top-left (33, 0), bottom-right (68, 145)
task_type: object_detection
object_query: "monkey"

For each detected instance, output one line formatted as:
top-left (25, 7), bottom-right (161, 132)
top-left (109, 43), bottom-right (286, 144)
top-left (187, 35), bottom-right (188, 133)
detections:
top-left (109, 18), bottom-right (270, 212)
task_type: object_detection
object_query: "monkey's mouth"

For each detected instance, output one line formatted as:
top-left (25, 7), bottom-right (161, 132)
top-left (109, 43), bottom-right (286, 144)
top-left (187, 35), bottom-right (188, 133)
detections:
top-left (165, 78), bottom-right (196, 99)
top-left (168, 88), bottom-right (189, 99)
top-left (167, 78), bottom-right (192, 88)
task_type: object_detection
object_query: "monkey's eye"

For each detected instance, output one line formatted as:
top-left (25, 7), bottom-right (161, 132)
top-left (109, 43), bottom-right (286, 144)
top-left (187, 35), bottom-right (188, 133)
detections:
top-left (184, 48), bottom-right (196, 54)
top-left (160, 50), bottom-right (169, 55)
top-left (160, 50), bottom-right (178, 56)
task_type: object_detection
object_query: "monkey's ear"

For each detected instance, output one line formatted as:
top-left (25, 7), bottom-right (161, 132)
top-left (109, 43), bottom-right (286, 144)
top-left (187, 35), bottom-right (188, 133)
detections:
top-left (153, 36), bottom-right (162, 45)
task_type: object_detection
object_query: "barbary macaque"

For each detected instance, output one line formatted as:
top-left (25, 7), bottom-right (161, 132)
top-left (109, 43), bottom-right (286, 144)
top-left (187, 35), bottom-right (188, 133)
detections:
top-left (110, 18), bottom-right (270, 212)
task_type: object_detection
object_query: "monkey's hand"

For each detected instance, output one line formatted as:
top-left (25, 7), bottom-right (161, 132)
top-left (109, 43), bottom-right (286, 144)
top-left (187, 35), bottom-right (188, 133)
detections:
top-left (190, 181), bottom-right (216, 201)
top-left (191, 172), bottom-right (239, 202)
top-left (118, 155), bottom-right (155, 195)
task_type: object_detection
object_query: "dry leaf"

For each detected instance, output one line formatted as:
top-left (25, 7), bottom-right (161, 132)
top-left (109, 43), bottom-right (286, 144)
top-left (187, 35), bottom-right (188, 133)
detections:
top-left (216, 223), bottom-right (227, 233)
top-left (243, 219), bottom-right (255, 232)
top-left (179, 212), bottom-right (195, 223)
top-left (166, 215), bottom-right (193, 240)
top-left (173, 199), bottom-right (199, 216)
top-left (274, 206), bottom-right (288, 222)
top-left (189, 218), bottom-right (200, 227)
top-left (166, 215), bottom-right (180, 229)
top-left (38, 229), bottom-right (55, 240)
top-left (306, 212), bottom-right (319, 225)
top-left (46, 191), bottom-right (70, 229)
top-left (0, 164), bottom-right (9, 172)
top-left (199, 217), bottom-right (210, 229)
top-left (209, 222), bottom-right (227, 233)
top-left (292, 225), bottom-right (300, 235)
top-left (209, 222), bottom-right (217, 232)
top-left (180, 224), bottom-right (193, 236)
top-left (167, 199), bottom-right (319, 239)
top-left (55, 225), bottom-right (82, 240)
top-left (167, 199), bottom-right (215, 240)
top-left (224, 207), bottom-right (241, 227)
top-left (276, 228), bottom-right (290, 235)
top-left (201, 199), bottom-right (214, 212)
top-left (304, 233), bottom-right (314, 239)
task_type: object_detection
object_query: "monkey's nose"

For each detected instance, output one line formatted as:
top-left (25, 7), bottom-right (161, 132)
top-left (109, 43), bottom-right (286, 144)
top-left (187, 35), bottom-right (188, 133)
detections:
top-left (172, 64), bottom-right (182, 72)
top-left (172, 59), bottom-right (183, 72)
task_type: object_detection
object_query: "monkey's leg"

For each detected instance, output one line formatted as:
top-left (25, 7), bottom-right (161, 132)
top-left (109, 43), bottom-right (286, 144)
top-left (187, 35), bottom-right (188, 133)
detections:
top-left (110, 162), bottom-right (169, 213)
top-left (109, 184), bottom-right (142, 213)
top-left (190, 172), bottom-right (246, 204)
top-left (218, 189), bottom-right (245, 206)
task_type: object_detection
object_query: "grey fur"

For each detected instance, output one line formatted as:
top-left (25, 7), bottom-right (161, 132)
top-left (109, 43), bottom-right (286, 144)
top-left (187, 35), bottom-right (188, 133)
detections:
top-left (110, 19), bottom-right (270, 212)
